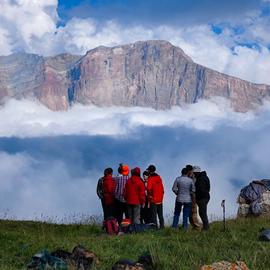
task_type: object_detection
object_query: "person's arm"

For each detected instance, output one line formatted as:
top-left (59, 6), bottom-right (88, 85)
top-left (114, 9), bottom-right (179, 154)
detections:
top-left (96, 178), bottom-right (103, 199)
top-left (190, 181), bottom-right (196, 203)
top-left (172, 178), bottom-right (178, 195)
top-left (139, 180), bottom-right (146, 205)
top-left (147, 178), bottom-right (153, 201)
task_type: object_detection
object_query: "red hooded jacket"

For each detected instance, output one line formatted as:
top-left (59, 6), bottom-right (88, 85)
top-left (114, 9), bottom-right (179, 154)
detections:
top-left (102, 175), bottom-right (116, 205)
top-left (124, 175), bottom-right (146, 205)
top-left (147, 173), bottom-right (164, 204)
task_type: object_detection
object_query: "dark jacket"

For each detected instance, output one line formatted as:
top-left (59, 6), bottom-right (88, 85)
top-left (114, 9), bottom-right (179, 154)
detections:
top-left (195, 171), bottom-right (210, 201)
top-left (96, 177), bottom-right (103, 199)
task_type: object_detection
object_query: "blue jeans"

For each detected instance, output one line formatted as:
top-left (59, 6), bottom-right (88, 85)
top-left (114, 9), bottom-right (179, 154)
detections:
top-left (172, 201), bottom-right (192, 230)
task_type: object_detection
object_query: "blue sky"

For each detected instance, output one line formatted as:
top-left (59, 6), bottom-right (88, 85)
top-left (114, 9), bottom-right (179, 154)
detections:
top-left (58, 0), bottom-right (265, 26)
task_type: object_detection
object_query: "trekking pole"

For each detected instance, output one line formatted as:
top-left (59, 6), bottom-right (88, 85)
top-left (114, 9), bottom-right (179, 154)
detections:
top-left (221, 200), bottom-right (226, 231)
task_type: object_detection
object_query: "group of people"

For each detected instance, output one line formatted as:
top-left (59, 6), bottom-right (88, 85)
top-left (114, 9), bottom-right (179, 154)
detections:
top-left (96, 163), bottom-right (210, 231)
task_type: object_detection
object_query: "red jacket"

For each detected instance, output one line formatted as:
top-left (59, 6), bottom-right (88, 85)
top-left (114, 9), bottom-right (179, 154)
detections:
top-left (124, 175), bottom-right (146, 205)
top-left (147, 174), bottom-right (164, 204)
top-left (102, 175), bottom-right (116, 205)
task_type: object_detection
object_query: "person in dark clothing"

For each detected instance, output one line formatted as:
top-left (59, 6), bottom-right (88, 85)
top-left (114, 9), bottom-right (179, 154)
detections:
top-left (96, 173), bottom-right (105, 220)
top-left (147, 165), bottom-right (165, 229)
top-left (194, 168), bottom-right (210, 230)
top-left (140, 171), bottom-right (151, 224)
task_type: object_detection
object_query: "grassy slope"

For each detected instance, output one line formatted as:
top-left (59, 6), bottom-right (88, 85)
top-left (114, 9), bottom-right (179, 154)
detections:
top-left (0, 218), bottom-right (270, 270)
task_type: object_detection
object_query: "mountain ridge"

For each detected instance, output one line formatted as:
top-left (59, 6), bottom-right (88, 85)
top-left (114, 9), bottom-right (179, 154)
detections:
top-left (0, 40), bottom-right (269, 112)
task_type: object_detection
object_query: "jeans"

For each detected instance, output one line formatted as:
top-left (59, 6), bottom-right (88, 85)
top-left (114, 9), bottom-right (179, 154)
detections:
top-left (150, 203), bottom-right (164, 229)
top-left (197, 198), bottom-right (210, 230)
top-left (172, 201), bottom-right (192, 230)
top-left (127, 204), bottom-right (141, 224)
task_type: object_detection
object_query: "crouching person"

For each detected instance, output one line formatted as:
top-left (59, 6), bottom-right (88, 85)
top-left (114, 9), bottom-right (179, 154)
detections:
top-left (102, 167), bottom-right (116, 219)
top-left (172, 167), bottom-right (195, 230)
top-left (124, 167), bottom-right (146, 224)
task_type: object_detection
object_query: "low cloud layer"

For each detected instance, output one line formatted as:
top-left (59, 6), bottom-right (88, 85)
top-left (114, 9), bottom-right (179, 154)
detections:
top-left (0, 99), bottom-right (270, 223)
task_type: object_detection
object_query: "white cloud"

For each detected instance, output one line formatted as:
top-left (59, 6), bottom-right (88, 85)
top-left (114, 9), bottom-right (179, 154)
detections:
top-left (0, 98), bottom-right (256, 138)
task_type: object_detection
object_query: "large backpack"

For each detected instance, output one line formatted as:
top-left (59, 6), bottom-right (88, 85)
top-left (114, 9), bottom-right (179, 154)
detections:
top-left (103, 217), bottom-right (119, 235)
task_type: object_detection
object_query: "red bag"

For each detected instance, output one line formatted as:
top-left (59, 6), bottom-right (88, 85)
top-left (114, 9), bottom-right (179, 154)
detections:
top-left (103, 217), bottom-right (119, 235)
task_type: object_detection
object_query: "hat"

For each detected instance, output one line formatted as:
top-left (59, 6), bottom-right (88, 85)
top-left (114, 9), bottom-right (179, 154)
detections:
top-left (146, 165), bottom-right (156, 173)
top-left (193, 165), bottom-right (201, 173)
top-left (121, 164), bottom-right (129, 176)
top-left (131, 167), bottom-right (141, 176)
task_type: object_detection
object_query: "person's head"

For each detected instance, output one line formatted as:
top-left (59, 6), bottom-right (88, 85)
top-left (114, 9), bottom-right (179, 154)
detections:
top-left (146, 165), bottom-right (156, 174)
top-left (131, 167), bottom-right (141, 177)
top-left (193, 165), bottom-right (201, 177)
top-left (143, 171), bottom-right (149, 180)
top-left (181, 167), bottom-right (188, 176)
top-left (104, 167), bottom-right (113, 176)
top-left (118, 163), bottom-right (129, 176)
top-left (185, 164), bottom-right (194, 177)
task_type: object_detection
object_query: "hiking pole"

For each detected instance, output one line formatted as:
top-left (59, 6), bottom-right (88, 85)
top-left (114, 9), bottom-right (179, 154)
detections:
top-left (221, 200), bottom-right (226, 231)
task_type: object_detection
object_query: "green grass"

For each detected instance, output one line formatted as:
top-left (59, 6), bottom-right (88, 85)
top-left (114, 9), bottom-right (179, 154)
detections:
top-left (0, 218), bottom-right (270, 269)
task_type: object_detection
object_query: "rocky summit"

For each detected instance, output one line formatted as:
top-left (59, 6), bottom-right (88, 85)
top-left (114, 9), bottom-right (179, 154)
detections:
top-left (0, 40), bottom-right (270, 112)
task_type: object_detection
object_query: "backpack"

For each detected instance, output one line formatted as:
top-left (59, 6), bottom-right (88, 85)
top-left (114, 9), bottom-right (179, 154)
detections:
top-left (103, 217), bottom-right (119, 235)
top-left (27, 250), bottom-right (67, 270)
top-left (259, 229), bottom-right (270, 241)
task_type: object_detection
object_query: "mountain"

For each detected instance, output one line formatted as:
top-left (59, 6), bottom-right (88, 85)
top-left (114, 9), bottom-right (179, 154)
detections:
top-left (0, 40), bottom-right (270, 112)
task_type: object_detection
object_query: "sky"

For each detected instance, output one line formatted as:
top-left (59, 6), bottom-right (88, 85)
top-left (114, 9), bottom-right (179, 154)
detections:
top-left (1, 1), bottom-right (270, 223)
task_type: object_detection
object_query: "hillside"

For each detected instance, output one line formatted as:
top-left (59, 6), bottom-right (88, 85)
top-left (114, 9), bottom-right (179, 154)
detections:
top-left (0, 218), bottom-right (269, 269)
top-left (1, 40), bottom-right (270, 112)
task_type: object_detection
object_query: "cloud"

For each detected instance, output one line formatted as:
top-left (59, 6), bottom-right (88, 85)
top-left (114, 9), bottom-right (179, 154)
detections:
top-left (0, 99), bottom-right (270, 222)
top-left (0, 98), bottom-right (255, 138)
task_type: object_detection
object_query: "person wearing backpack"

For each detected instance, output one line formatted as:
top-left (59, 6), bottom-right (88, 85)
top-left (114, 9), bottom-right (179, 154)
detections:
top-left (147, 165), bottom-right (165, 229)
top-left (124, 167), bottom-right (146, 224)
top-left (102, 167), bottom-right (116, 219)
top-left (194, 167), bottom-right (211, 230)
top-left (172, 167), bottom-right (195, 230)
top-left (114, 163), bottom-right (130, 224)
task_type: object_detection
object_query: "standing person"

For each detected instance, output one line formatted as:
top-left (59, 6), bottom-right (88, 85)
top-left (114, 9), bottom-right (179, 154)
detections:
top-left (102, 167), bottom-right (116, 219)
top-left (172, 167), bottom-right (195, 230)
top-left (114, 163), bottom-right (130, 224)
top-left (186, 164), bottom-right (201, 230)
top-left (147, 165), bottom-right (165, 229)
top-left (124, 167), bottom-right (146, 224)
top-left (194, 167), bottom-right (210, 230)
top-left (96, 173), bottom-right (105, 220)
top-left (140, 171), bottom-right (151, 224)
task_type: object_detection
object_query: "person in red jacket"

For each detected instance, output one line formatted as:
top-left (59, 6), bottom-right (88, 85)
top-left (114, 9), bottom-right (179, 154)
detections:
top-left (147, 165), bottom-right (164, 229)
top-left (102, 167), bottom-right (116, 219)
top-left (124, 167), bottom-right (146, 224)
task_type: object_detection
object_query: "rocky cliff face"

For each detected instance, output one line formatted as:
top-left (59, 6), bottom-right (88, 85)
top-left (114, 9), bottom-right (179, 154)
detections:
top-left (0, 40), bottom-right (269, 112)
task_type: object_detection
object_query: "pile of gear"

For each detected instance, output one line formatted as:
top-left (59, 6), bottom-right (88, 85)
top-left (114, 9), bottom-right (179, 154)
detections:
top-left (200, 261), bottom-right (249, 270)
top-left (27, 245), bottom-right (99, 270)
top-left (237, 179), bottom-right (270, 217)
